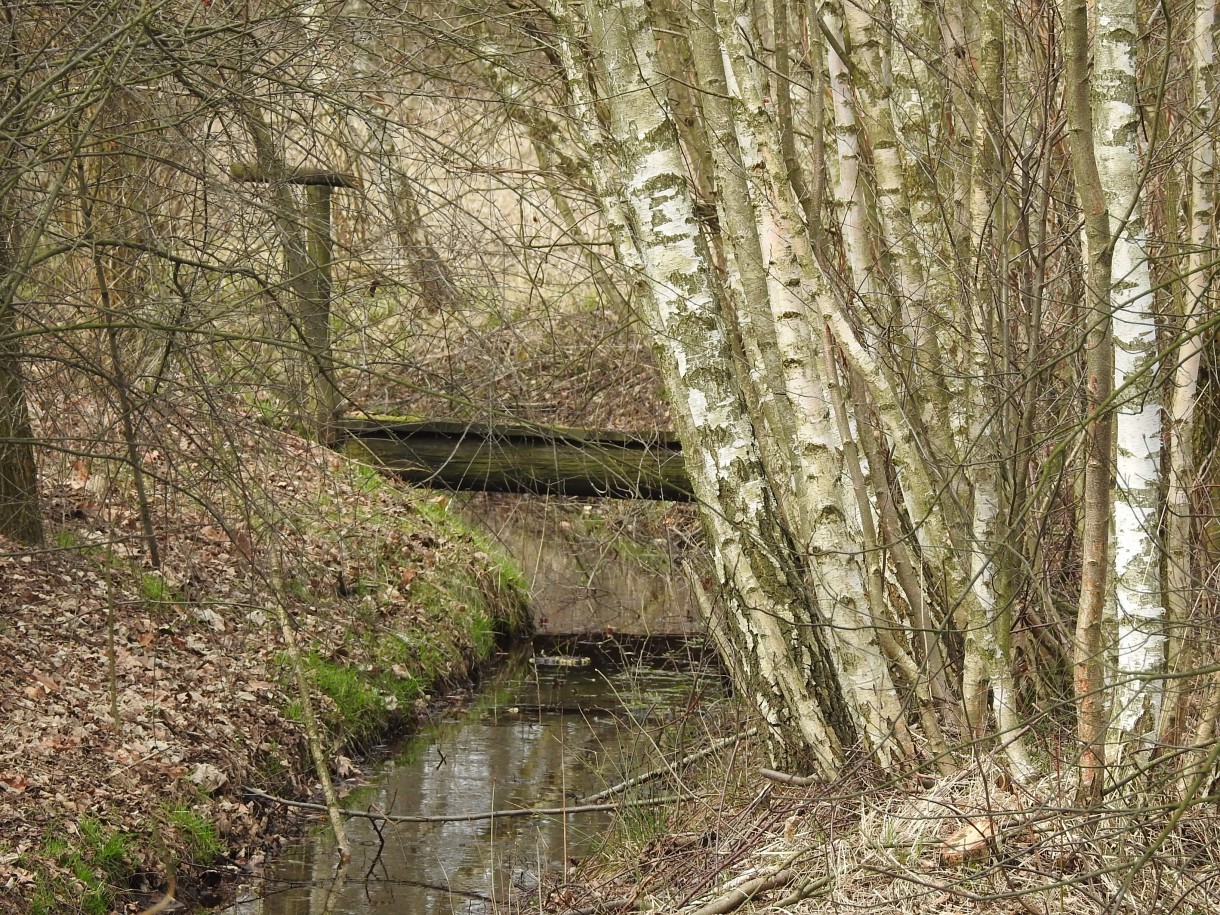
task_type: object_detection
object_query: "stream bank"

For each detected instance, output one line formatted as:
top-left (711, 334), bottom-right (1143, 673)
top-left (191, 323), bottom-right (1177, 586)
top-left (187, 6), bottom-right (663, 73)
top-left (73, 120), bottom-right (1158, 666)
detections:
top-left (226, 495), bottom-right (715, 915)
top-left (0, 434), bottom-right (533, 915)
top-left (0, 431), bottom-right (713, 915)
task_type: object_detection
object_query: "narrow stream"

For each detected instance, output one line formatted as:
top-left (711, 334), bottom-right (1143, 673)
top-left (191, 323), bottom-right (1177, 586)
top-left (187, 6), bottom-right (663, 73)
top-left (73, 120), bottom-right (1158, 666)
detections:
top-left (233, 499), bottom-right (716, 915)
top-left (233, 646), bottom-right (720, 915)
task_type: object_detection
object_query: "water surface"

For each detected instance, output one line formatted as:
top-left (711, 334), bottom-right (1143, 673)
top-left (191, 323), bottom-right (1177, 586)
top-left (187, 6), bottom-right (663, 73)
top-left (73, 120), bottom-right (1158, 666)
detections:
top-left (233, 647), bottom-right (719, 915)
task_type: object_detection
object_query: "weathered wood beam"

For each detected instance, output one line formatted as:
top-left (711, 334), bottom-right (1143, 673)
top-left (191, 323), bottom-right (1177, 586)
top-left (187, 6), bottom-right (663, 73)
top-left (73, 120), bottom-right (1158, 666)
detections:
top-left (229, 161), bottom-right (358, 444)
top-left (338, 418), bottom-right (691, 501)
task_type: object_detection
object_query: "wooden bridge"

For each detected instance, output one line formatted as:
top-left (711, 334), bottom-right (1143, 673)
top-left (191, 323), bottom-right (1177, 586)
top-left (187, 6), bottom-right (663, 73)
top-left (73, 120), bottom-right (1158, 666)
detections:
top-left (338, 417), bottom-right (691, 501)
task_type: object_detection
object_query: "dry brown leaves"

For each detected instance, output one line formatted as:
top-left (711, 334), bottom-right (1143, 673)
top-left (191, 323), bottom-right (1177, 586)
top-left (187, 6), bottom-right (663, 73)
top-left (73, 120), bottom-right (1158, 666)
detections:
top-left (0, 529), bottom-right (306, 909)
top-left (1, 408), bottom-right (495, 913)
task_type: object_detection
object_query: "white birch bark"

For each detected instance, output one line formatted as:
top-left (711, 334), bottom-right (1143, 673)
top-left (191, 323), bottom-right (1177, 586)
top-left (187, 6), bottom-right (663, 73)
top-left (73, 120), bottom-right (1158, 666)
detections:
top-left (838, 0), bottom-right (952, 441)
top-left (819, 0), bottom-right (1027, 764)
top-left (713, 0), bottom-right (909, 761)
top-left (1163, 0), bottom-right (1217, 742)
top-left (1093, 0), bottom-right (1166, 758)
top-left (550, 0), bottom-right (854, 774)
top-left (724, 0), bottom-right (1024, 766)
top-left (715, 0), bottom-right (961, 588)
top-left (812, 0), bottom-right (962, 725)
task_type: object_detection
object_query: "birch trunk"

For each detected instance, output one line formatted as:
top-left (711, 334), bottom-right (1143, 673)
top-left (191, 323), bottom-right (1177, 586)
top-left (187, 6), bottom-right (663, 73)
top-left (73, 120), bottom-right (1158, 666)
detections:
top-left (1093, 0), bottom-right (1165, 762)
top-left (552, 0), bottom-right (856, 774)
top-left (709, 0), bottom-right (909, 762)
top-left (1060, 0), bottom-right (1116, 790)
top-left (962, 0), bottom-right (1033, 776)
top-left (1162, 0), bottom-right (1216, 746)
top-left (821, 0), bottom-right (1024, 762)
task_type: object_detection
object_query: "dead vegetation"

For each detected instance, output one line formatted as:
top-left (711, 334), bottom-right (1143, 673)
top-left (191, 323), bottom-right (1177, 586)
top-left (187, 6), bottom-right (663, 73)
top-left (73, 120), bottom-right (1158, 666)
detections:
top-left (532, 738), bottom-right (1220, 915)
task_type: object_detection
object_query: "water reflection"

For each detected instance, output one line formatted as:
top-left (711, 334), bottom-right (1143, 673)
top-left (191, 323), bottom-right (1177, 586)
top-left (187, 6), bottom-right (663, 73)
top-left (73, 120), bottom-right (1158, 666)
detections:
top-left (462, 497), bottom-right (701, 636)
top-left (234, 655), bottom-right (719, 915)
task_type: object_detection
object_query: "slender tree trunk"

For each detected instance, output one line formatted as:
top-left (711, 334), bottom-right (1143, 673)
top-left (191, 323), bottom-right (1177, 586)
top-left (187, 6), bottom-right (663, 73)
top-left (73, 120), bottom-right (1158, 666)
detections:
top-left (960, 0), bottom-right (1033, 776)
top-left (1059, 0), bottom-right (1125, 791)
top-left (711, 0), bottom-right (910, 762)
top-left (0, 305), bottom-right (42, 547)
top-left (1093, 0), bottom-right (1165, 764)
top-left (0, 168), bottom-right (43, 546)
top-left (1162, 0), bottom-right (1216, 747)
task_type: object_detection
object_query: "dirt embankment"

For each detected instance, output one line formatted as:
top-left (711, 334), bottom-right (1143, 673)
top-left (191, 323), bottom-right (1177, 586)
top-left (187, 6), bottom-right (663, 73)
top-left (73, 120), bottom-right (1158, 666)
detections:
top-left (0, 426), bottom-right (531, 915)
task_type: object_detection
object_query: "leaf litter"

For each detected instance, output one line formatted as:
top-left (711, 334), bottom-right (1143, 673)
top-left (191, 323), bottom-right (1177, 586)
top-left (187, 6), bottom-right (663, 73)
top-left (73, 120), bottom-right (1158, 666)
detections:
top-left (0, 408), bottom-right (523, 914)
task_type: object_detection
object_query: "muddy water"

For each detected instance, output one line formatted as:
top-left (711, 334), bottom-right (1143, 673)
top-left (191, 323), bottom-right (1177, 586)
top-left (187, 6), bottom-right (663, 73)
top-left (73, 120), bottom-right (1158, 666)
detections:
top-left (461, 496), bottom-right (701, 637)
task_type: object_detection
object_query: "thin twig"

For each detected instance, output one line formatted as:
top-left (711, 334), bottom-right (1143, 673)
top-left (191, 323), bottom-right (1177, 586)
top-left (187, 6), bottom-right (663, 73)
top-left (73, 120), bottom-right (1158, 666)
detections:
top-left (242, 786), bottom-right (693, 824)
top-left (760, 768), bottom-right (820, 786)
top-left (564, 898), bottom-right (640, 915)
top-left (583, 728), bottom-right (758, 802)
top-left (772, 874), bottom-right (834, 908)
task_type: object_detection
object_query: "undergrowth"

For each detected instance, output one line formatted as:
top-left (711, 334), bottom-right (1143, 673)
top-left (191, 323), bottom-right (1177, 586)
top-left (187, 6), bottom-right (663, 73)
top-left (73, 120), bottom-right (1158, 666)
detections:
top-left (27, 819), bottom-right (129, 915)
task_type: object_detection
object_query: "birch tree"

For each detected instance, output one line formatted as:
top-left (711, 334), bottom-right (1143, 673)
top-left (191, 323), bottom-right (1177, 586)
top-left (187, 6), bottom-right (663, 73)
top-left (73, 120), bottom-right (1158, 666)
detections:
top-left (548, 0), bottom-right (1217, 788)
top-left (1092, 0), bottom-right (1165, 765)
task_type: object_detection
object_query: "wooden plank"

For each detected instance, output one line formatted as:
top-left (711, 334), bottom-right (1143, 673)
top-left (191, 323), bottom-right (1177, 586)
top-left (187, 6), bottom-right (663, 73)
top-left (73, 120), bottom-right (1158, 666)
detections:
top-left (338, 418), bottom-right (691, 501)
top-left (338, 417), bottom-right (681, 450)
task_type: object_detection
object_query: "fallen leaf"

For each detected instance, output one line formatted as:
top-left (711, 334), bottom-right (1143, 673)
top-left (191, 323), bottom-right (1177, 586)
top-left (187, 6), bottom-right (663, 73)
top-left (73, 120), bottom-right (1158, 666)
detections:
top-left (938, 816), bottom-right (997, 866)
top-left (188, 763), bottom-right (228, 793)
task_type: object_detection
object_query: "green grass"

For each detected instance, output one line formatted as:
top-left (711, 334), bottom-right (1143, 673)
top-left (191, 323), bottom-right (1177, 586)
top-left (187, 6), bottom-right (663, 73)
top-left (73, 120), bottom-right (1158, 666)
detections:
top-left (139, 571), bottom-right (174, 605)
top-left (165, 805), bottom-right (223, 865)
top-left (303, 652), bottom-right (391, 740)
top-left (349, 460), bottom-right (387, 495)
top-left (29, 818), bottom-right (131, 915)
top-left (603, 798), bottom-right (671, 857)
top-left (54, 529), bottom-right (82, 550)
top-left (294, 650), bottom-right (424, 746)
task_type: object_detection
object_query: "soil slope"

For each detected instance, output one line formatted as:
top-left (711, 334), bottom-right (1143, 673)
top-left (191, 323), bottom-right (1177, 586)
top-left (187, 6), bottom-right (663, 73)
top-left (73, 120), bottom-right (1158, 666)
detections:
top-left (0, 428), bottom-right (530, 915)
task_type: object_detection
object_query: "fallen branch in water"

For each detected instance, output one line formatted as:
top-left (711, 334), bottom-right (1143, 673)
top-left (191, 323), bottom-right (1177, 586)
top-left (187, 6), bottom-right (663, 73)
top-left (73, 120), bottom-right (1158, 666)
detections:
top-left (583, 727), bottom-right (759, 803)
top-left (242, 786), bottom-right (690, 824)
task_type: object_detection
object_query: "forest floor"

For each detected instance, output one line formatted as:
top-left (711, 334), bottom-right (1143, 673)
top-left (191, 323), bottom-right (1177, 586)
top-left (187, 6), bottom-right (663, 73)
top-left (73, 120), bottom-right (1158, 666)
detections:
top-left (0, 419), bottom-right (531, 915)
top-left (540, 733), bottom-right (1220, 915)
